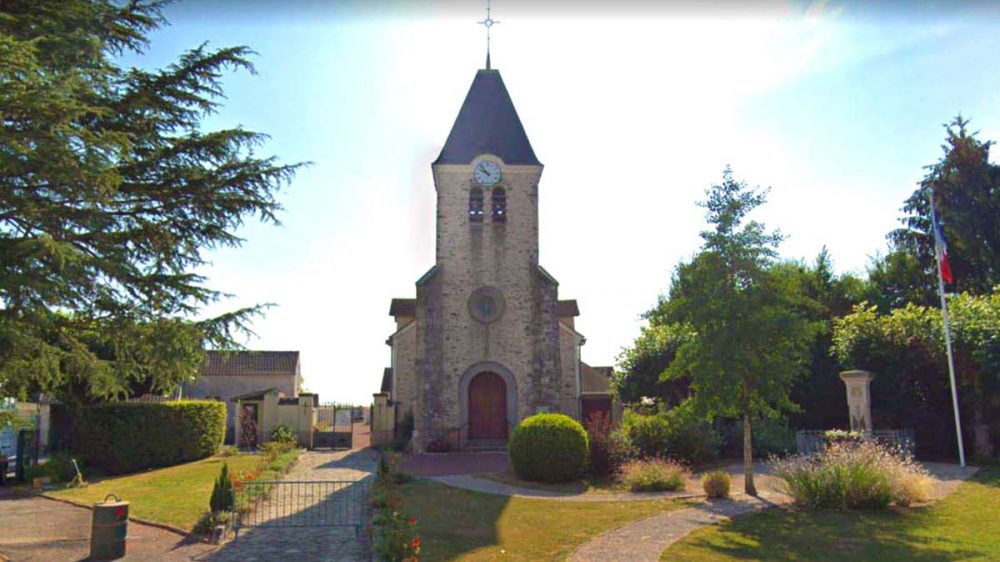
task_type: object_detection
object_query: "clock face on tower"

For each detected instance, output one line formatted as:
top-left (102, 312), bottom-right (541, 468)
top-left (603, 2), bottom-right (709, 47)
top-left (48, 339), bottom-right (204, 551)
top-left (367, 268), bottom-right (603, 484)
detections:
top-left (474, 161), bottom-right (502, 186)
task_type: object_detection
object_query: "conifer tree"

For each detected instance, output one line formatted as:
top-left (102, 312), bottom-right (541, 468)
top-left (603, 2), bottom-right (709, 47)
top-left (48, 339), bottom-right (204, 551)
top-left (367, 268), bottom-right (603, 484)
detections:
top-left (0, 1), bottom-right (301, 400)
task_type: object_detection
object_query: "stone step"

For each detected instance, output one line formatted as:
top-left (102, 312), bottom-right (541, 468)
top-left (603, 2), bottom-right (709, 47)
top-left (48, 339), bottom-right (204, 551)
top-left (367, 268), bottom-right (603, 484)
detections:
top-left (464, 439), bottom-right (508, 451)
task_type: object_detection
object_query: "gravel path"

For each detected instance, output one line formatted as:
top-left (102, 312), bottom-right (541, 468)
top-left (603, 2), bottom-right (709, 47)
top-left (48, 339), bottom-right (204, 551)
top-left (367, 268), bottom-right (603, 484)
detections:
top-left (207, 449), bottom-right (375, 562)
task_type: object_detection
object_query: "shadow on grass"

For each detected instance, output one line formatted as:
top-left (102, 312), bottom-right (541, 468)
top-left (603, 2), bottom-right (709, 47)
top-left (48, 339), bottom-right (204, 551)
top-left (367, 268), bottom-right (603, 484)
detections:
top-left (672, 468), bottom-right (1000, 562)
top-left (400, 479), bottom-right (507, 561)
top-left (675, 507), bottom-right (984, 562)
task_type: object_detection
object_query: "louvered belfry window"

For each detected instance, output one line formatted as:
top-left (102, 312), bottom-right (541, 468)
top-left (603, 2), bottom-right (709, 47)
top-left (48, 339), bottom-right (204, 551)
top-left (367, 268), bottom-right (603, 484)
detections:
top-left (491, 187), bottom-right (506, 223)
top-left (469, 187), bottom-right (484, 223)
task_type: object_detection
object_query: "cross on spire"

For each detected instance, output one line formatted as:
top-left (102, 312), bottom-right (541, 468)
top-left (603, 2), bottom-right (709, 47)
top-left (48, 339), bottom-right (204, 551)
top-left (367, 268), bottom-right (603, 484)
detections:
top-left (478, 0), bottom-right (500, 70)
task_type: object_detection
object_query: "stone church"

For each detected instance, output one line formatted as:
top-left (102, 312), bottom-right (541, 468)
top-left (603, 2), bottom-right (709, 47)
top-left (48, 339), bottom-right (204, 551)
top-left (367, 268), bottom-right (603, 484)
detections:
top-left (382, 64), bottom-right (614, 450)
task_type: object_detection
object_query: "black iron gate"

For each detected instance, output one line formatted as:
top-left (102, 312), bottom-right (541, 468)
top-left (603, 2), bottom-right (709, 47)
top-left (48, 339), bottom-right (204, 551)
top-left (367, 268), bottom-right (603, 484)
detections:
top-left (314, 405), bottom-right (361, 449)
top-left (234, 480), bottom-right (370, 538)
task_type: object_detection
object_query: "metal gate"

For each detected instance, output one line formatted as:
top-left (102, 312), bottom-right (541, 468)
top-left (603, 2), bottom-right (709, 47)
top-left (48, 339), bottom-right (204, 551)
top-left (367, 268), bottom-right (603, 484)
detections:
top-left (314, 405), bottom-right (361, 449)
top-left (235, 480), bottom-right (370, 538)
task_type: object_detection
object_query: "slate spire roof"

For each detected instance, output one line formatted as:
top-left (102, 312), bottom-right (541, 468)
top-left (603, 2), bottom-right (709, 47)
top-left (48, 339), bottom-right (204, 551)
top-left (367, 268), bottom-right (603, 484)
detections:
top-left (434, 69), bottom-right (540, 166)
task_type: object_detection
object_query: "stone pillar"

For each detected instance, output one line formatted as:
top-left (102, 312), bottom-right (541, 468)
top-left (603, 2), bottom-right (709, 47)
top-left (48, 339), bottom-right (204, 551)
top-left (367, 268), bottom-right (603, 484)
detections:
top-left (839, 370), bottom-right (874, 432)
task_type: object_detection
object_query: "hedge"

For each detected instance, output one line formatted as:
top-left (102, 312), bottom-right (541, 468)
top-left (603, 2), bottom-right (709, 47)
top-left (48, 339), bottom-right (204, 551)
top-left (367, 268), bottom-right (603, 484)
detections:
top-left (72, 401), bottom-right (226, 474)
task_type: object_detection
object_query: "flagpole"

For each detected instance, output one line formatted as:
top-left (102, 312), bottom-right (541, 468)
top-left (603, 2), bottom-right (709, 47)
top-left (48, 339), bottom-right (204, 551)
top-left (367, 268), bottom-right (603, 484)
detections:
top-left (929, 193), bottom-right (966, 467)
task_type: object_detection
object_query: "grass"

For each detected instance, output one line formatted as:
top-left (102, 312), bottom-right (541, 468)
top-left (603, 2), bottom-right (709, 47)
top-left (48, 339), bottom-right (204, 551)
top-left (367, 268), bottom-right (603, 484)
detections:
top-left (401, 479), bottom-right (689, 561)
top-left (479, 470), bottom-right (626, 494)
top-left (661, 468), bottom-right (1000, 561)
top-left (47, 454), bottom-right (264, 531)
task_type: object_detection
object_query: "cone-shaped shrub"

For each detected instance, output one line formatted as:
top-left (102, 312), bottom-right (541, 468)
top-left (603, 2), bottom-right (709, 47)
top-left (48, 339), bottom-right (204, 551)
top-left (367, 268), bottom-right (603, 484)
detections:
top-left (210, 463), bottom-right (234, 513)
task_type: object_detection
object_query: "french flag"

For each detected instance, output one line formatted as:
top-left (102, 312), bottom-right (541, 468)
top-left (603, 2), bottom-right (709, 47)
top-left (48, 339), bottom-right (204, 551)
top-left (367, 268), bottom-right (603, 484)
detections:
top-left (932, 204), bottom-right (954, 284)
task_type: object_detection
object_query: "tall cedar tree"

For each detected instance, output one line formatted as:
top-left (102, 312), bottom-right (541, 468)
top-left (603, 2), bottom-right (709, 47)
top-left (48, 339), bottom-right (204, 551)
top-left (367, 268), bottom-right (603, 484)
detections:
top-left (889, 116), bottom-right (1000, 299)
top-left (0, 1), bottom-right (301, 401)
top-left (663, 168), bottom-right (814, 494)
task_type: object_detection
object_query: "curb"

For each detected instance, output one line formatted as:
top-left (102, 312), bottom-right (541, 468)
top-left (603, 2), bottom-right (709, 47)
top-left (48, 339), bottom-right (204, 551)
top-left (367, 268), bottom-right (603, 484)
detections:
top-left (38, 492), bottom-right (205, 540)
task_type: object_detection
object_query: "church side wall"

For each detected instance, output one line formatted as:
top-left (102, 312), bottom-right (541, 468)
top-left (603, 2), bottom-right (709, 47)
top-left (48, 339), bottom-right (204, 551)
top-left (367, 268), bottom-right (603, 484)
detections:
top-left (415, 272), bottom-right (445, 446)
top-left (391, 323), bottom-right (418, 420)
top-left (558, 323), bottom-right (582, 419)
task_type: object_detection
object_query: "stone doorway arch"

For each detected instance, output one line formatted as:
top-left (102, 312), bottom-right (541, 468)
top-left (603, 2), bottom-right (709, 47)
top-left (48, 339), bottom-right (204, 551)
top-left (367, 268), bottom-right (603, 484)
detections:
top-left (458, 361), bottom-right (518, 444)
top-left (468, 372), bottom-right (507, 439)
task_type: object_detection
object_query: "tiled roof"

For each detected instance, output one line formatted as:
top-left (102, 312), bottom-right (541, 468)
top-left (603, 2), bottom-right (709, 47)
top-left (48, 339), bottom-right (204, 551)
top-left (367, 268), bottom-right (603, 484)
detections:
top-left (389, 299), bottom-right (416, 317)
top-left (557, 300), bottom-right (579, 317)
top-left (581, 363), bottom-right (613, 395)
top-left (434, 69), bottom-right (540, 166)
top-left (201, 351), bottom-right (299, 377)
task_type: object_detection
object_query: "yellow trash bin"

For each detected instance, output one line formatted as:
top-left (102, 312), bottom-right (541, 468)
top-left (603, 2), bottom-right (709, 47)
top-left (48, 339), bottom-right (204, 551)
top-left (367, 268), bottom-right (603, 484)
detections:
top-left (91, 494), bottom-right (128, 560)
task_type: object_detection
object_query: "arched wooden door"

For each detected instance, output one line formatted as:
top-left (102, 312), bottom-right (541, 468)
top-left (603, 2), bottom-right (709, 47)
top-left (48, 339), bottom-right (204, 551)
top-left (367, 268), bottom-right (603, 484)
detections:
top-left (468, 372), bottom-right (508, 439)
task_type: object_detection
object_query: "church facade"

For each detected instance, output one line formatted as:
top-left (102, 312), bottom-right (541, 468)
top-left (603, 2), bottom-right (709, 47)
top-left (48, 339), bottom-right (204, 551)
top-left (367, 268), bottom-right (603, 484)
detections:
top-left (383, 66), bottom-right (613, 450)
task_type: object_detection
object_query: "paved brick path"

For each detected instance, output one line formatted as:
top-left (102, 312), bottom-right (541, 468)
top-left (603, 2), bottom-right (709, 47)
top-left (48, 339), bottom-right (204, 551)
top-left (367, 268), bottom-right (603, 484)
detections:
top-left (400, 451), bottom-right (509, 477)
top-left (569, 493), bottom-right (789, 562)
top-left (207, 449), bottom-right (376, 562)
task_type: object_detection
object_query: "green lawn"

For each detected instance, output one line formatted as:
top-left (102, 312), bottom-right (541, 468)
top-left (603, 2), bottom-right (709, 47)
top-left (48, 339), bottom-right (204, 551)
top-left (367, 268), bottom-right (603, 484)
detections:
top-left (401, 479), bottom-right (689, 561)
top-left (661, 468), bottom-right (1000, 561)
top-left (47, 454), bottom-right (263, 531)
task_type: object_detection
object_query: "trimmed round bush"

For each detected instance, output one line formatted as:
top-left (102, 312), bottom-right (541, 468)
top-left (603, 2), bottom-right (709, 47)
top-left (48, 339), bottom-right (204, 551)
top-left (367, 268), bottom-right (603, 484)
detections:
top-left (509, 413), bottom-right (589, 483)
top-left (702, 470), bottom-right (731, 498)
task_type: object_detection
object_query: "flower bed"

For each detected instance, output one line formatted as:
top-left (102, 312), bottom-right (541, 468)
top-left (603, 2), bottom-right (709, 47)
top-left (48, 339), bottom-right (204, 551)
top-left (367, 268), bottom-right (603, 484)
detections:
top-left (369, 453), bottom-right (421, 561)
top-left (226, 442), bottom-right (301, 518)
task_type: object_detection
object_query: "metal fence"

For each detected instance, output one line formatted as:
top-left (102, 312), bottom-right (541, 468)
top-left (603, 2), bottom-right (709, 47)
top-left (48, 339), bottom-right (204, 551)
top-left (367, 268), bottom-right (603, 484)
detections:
top-left (796, 429), bottom-right (916, 456)
top-left (235, 480), bottom-right (370, 538)
top-left (314, 405), bottom-right (361, 449)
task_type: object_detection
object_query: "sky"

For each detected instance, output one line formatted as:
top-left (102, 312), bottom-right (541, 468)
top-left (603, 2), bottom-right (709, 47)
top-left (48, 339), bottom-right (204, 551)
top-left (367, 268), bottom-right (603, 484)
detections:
top-left (128, 0), bottom-right (1000, 404)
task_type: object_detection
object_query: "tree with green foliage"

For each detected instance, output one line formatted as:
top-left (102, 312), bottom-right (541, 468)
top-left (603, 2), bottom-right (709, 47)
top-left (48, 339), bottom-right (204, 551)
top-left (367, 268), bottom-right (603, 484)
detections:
top-left (662, 167), bottom-right (816, 494)
top-left (0, 1), bottom-right (301, 401)
top-left (832, 290), bottom-right (1000, 459)
top-left (612, 322), bottom-right (693, 406)
top-left (889, 116), bottom-right (1000, 298)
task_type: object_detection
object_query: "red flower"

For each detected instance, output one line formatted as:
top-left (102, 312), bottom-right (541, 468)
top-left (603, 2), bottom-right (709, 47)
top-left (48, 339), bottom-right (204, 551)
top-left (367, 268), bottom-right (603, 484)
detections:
top-left (411, 538), bottom-right (421, 550)
top-left (408, 517), bottom-right (417, 525)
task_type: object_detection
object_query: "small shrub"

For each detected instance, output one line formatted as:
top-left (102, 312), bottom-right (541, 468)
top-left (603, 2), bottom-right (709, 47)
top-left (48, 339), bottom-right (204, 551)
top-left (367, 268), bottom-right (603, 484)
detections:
top-left (509, 413), bottom-right (589, 483)
top-left (701, 470), bottom-right (731, 498)
top-left (218, 445), bottom-right (238, 457)
top-left (585, 412), bottom-right (633, 477)
top-left (622, 411), bottom-right (671, 457)
top-left (313, 421), bottom-right (332, 432)
top-left (210, 463), bottom-right (234, 514)
top-left (772, 440), bottom-right (930, 510)
top-left (426, 438), bottom-right (450, 453)
top-left (619, 458), bottom-right (689, 492)
top-left (193, 510), bottom-right (231, 535)
top-left (259, 440), bottom-right (295, 461)
top-left (270, 424), bottom-right (296, 444)
top-left (621, 409), bottom-right (719, 466)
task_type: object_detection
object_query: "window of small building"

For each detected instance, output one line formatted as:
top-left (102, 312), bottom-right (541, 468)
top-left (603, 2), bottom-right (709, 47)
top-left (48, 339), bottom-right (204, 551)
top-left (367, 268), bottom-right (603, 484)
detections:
top-left (469, 187), bottom-right (484, 223)
top-left (492, 187), bottom-right (507, 223)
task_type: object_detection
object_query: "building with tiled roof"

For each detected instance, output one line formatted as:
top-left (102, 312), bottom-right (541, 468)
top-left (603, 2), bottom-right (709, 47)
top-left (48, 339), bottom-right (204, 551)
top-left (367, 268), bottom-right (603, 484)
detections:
top-left (184, 350), bottom-right (302, 442)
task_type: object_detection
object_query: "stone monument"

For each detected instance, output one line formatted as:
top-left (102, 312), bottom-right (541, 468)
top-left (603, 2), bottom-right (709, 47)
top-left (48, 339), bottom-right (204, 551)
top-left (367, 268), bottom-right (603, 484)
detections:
top-left (839, 370), bottom-right (874, 433)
